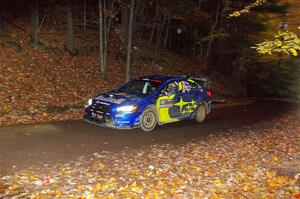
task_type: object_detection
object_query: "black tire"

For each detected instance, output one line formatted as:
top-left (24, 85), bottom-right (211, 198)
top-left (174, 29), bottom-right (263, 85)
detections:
top-left (196, 104), bottom-right (206, 123)
top-left (140, 108), bottom-right (157, 132)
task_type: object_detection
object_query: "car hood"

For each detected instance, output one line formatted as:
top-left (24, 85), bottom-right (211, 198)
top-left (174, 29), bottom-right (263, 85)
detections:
top-left (93, 92), bottom-right (143, 106)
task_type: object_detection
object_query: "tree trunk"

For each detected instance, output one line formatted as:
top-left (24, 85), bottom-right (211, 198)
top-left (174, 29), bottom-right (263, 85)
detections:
top-left (66, 0), bottom-right (76, 54)
top-left (121, 0), bottom-right (128, 50)
top-left (132, 4), bottom-right (139, 41)
top-left (125, 0), bottom-right (135, 82)
top-left (136, 7), bottom-right (145, 44)
top-left (31, 0), bottom-right (39, 47)
top-left (104, 0), bottom-right (116, 73)
top-left (99, 0), bottom-right (105, 74)
top-left (0, 0), bottom-right (8, 36)
top-left (204, 1), bottom-right (220, 60)
top-left (103, 0), bottom-right (107, 72)
top-left (188, 26), bottom-right (193, 58)
top-left (198, 0), bottom-right (205, 6)
top-left (163, 14), bottom-right (171, 49)
top-left (151, 11), bottom-right (167, 67)
top-left (83, 0), bottom-right (86, 39)
top-left (148, 0), bottom-right (158, 47)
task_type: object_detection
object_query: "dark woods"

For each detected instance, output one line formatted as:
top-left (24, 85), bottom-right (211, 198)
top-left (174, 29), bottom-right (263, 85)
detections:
top-left (0, 0), bottom-right (298, 98)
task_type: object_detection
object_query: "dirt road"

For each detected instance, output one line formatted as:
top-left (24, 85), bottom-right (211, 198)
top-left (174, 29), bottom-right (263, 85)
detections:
top-left (0, 100), bottom-right (298, 175)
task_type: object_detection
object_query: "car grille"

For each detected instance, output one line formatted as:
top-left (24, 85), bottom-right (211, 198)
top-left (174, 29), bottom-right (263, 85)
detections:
top-left (93, 104), bottom-right (110, 113)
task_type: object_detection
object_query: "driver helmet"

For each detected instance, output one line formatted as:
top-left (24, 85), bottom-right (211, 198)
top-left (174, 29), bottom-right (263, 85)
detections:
top-left (167, 82), bottom-right (178, 93)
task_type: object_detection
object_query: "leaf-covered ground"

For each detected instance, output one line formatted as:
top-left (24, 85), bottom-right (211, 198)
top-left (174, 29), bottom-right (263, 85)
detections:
top-left (0, 113), bottom-right (299, 198)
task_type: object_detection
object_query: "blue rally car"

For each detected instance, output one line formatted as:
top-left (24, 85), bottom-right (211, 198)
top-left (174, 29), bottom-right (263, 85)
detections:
top-left (84, 75), bottom-right (212, 131)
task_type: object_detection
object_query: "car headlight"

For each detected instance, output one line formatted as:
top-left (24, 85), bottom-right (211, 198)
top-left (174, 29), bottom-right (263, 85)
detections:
top-left (116, 105), bottom-right (138, 113)
top-left (84, 98), bottom-right (93, 108)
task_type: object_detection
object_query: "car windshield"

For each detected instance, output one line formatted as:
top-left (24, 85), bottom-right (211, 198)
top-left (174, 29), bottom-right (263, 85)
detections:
top-left (116, 80), bottom-right (162, 96)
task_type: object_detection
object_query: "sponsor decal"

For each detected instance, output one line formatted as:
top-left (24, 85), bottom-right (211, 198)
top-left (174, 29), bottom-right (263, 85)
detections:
top-left (98, 101), bottom-right (110, 106)
top-left (114, 93), bottom-right (138, 100)
top-left (160, 99), bottom-right (173, 108)
top-left (118, 121), bottom-right (130, 124)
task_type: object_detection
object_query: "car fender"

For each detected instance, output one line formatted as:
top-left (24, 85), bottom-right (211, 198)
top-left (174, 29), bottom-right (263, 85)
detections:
top-left (139, 104), bottom-right (159, 124)
top-left (141, 104), bottom-right (158, 116)
top-left (198, 101), bottom-right (211, 114)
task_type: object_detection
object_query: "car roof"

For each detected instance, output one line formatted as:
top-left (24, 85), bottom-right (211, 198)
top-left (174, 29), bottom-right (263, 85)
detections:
top-left (139, 75), bottom-right (185, 82)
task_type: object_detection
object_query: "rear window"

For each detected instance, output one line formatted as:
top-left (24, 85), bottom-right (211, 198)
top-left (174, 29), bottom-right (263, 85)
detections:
top-left (189, 78), bottom-right (210, 88)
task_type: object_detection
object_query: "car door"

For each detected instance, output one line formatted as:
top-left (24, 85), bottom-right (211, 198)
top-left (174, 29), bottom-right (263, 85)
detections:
top-left (172, 81), bottom-right (198, 119)
top-left (156, 81), bottom-right (180, 123)
top-left (156, 80), bottom-right (197, 123)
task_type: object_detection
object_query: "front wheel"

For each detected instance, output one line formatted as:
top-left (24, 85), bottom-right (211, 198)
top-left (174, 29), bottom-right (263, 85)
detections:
top-left (195, 104), bottom-right (206, 124)
top-left (140, 108), bottom-right (157, 132)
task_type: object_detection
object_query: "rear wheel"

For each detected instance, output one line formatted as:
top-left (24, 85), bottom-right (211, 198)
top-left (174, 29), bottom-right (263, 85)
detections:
top-left (140, 108), bottom-right (157, 132)
top-left (196, 104), bottom-right (206, 123)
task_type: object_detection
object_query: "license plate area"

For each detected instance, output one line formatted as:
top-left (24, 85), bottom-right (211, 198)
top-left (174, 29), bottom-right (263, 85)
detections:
top-left (96, 113), bottom-right (104, 121)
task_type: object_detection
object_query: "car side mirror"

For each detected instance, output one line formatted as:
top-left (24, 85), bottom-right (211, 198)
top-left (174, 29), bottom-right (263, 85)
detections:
top-left (166, 92), bottom-right (171, 96)
top-left (161, 90), bottom-right (170, 96)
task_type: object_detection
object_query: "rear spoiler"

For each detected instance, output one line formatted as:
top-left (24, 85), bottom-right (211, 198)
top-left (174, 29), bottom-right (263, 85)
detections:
top-left (183, 75), bottom-right (211, 88)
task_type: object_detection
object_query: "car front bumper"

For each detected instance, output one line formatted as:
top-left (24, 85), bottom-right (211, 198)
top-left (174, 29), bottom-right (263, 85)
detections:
top-left (83, 114), bottom-right (139, 129)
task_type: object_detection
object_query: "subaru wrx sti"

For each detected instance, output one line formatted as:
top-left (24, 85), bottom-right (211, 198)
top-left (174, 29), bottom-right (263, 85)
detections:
top-left (84, 75), bottom-right (212, 131)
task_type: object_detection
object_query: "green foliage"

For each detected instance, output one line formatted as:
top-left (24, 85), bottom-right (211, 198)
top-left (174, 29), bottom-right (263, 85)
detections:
top-left (253, 27), bottom-right (300, 56)
top-left (210, 0), bottom-right (276, 75)
top-left (229, 0), bottom-right (267, 17)
top-left (35, 41), bottom-right (47, 50)
top-left (248, 59), bottom-right (300, 99)
top-left (228, 0), bottom-right (299, 57)
top-left (222, 0), bottom-right (299, 99)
